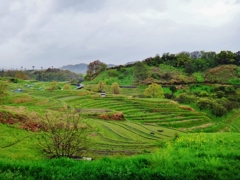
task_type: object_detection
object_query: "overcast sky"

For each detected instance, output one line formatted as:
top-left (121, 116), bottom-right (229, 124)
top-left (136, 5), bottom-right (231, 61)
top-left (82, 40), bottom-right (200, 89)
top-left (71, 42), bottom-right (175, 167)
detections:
top-left (0, 0), bottom-right (240, 69)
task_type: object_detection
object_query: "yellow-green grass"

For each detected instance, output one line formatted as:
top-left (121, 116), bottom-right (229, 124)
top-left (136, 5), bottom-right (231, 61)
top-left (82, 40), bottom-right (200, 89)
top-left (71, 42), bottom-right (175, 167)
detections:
top-left (0, 124), bottom-right (44, 161)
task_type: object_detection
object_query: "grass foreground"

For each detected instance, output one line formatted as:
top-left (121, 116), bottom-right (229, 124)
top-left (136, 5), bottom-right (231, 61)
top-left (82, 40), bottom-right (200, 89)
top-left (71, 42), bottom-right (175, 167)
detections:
top-left (0, 133), bottom-right (239, 180)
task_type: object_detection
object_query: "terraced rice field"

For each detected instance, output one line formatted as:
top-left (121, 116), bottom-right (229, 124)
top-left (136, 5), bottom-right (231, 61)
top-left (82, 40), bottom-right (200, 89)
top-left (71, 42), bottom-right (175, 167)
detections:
top-left (25, 89), bottom-right (215, 155)
top-left (63, 96), bottom-right (212, 129)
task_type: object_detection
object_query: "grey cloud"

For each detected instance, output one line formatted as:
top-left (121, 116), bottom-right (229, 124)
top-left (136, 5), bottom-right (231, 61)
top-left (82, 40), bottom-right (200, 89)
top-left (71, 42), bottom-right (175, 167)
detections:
top-left (235, 0), bottom-right (240, 4)
top-left (54, 0), bottom-right (107, 13)
top-left (0, 0), bottom-right (239, 69)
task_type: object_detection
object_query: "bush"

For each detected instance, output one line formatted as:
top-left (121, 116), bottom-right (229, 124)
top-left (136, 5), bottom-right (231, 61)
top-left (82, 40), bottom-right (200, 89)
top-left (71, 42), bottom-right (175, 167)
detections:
top-left (144, 83), bottom-right (164, 98)
top-left (105, 78), bottom-right (115, 85)
top-left (118, 75), bottom-right (124, 80)
top-left (63, 84), bottom-right (71, 90)
top-left (9, 78), bottom-right (18, 83)
top-left (164, 93), bottom-right (173, 99)
top-left (97, 81), bottom-right (107, 92)
top-left (176, 93), bottom-right (196, 104)
top-left (216, 91), bottom-right (225, 98)
top-left (197, 98), bottom-right (228, 116)
top-left (107, 70), bottom-right (118, 77)
top-left (47, 81), bottom-right (60, 91)
top-left (197, 98), bottom-right (213, 110)
top-left (37, 112), bottom-right (90, 158)
top-left (211, 102), bottom-right (227, 117)
top-left (199, 91), bottom-right (209, 97)
top-left (111, 82), bottom-right (121, 94)
top-left (161, 72), bottom-right (172, 80)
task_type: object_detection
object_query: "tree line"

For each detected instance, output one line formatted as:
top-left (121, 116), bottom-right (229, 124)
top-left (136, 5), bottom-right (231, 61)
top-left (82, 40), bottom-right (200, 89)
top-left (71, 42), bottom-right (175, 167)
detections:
top-left (0, 68), bottom-right (84, 84)
top-left (107, 50), bottom-right (239, 74)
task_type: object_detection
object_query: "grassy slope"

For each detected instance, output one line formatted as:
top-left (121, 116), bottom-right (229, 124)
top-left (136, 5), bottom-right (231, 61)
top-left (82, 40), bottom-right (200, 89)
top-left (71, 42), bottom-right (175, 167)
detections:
top-left (84, 67), bottom-right (134, 86)
top-left (84, 64), bottom-right (240, 86)
top-left (0, 124), bottom-right (44, 161)
top-left (0, 133), bottom-right (239, 179)
top-left (0, 78), bottom-right (240, 179)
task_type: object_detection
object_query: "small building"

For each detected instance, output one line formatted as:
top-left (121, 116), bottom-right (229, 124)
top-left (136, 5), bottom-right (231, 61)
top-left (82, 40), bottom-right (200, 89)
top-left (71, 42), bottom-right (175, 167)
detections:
top-left (76, 83), bottom-right (84, 89)
top-left (100, 92), bottom-right (106, 97)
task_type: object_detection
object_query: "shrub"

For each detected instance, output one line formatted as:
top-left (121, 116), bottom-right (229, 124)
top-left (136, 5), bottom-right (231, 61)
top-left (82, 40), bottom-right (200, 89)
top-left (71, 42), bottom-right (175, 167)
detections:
top-left (107, 70), bottom-right (118, 77)
top-left (118, 75), bottom-right (124, 80)
top-left (176, 93), bottom-right (196, 104)
top-left (169, 85), bottom-right (177, 95)
top-left (37, 112), bottom-right (90, 158)
top-left (97, 81), bottom-right (107, 92)
top-left (63, 84), bottom-right (71, 90)
top-left (197, 98), bottom-right (228, 116)
top-left (111, 82), bottom-right (121, 94)
top-left (211, 102), bottom-right (227, 117)
top-left (164, 93), bottom-right (173, 99)
top-left (161, 72), bottom-right (172, 80)
top-left (105, 78), bottom-right (114, 85)
top-left (199, 91), bottom-right (209, 97)
top-left (216, 91), bottom-right (225, 98)
top-left (144, 83), bottom-right (164, 98)
top-left (15, 71), bottom-right (29, 80)
top-left (197, 98), bottom-right (213, 110)
top-left (47, 81), bottom-right (60, 91)
top-left (9, 78), bottom-right (18, 83)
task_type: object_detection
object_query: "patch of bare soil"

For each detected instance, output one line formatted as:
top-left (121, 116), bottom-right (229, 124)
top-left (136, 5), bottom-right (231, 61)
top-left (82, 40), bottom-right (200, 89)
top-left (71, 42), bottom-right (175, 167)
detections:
top-left (98, 112), bottom-right (125, 121)
top-left (179, 105), bottom-right (195, 112)
top-left (0, 111), bottom-right (42, 132)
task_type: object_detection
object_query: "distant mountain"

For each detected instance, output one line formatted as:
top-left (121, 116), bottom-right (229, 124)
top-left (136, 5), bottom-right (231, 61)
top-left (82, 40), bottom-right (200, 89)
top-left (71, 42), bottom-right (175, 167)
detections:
top-left (60, 63), bottom-right (88, 74)
top-left (60, 63), bottom-right (117, 74)
top-left (124, 61), bottom-right (139, 65)
top-left (107, 64), bottom-right (117, 68)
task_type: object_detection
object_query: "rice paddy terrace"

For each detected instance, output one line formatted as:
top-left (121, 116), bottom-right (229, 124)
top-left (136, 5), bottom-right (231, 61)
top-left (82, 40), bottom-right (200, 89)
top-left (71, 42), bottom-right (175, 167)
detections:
top-left (1, 80), bottom-right (229, 156)
top-left (24, 87), bottom-right (216, 156)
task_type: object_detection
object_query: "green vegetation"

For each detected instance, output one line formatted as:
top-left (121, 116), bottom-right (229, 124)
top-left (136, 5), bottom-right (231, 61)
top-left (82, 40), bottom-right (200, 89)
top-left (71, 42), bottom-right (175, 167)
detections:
top-left (111, 82), bottom-right (121, 94)
top-left (144, 83), bottom-right (164, 98)
top-left (1, 50), bottom-right (240, 179)
top-left (0, 133), bottom-right (239, 179)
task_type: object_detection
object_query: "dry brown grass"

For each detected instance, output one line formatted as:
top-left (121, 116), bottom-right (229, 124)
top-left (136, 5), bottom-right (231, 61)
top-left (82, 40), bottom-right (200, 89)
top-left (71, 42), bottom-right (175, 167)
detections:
top-left (98, 112), bottom-right (125, 121)
top-left (13, 95), bottom-right (33, 104)
top-left (205, 65), bottom-right (238, 83)
top-left (179, 105), bottom-right (195, 112)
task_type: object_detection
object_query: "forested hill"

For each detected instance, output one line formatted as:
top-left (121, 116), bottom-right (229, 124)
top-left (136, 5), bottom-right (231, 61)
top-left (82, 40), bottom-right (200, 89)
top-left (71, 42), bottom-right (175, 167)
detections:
top-left (86, 50), bottom-right (240, 86)
top-left (0, 68), bottom-right (84, 84)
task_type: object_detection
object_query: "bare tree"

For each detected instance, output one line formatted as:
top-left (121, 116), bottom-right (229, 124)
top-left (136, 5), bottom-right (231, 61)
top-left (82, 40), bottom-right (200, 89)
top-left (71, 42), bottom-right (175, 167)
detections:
top-left (37, 112), bottom-right (91, 158)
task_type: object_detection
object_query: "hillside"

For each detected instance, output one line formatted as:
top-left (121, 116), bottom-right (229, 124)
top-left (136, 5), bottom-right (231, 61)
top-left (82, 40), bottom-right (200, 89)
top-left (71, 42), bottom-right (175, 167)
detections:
top-left (86, 64), bottom-right (240, 86)
top-left (84, 50), bottom-right (240, 86)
